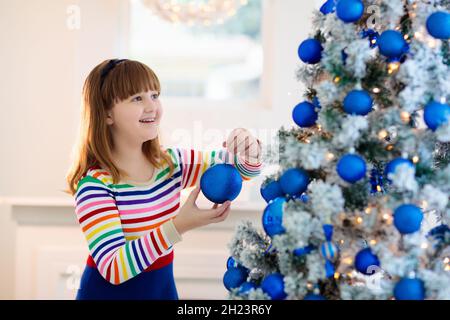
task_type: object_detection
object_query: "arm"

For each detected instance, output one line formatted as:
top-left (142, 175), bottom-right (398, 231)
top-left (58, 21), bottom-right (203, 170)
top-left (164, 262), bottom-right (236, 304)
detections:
top-left (74, 176), bottom-right (182, 285)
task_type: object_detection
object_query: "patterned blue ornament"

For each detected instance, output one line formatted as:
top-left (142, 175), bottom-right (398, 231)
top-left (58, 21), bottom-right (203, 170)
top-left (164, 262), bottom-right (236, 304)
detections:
top-left (394, 204), bottom-right (423, 234)
top-left (320, 0), bottom-right (336, 15)
top-left (321, 224), bottom-right (338, 278)
top-left (361, 29), bottom-right (380, 48)
top-left (337, 154), bottom-right (367, 183)
top-left (261, 273), bottom-right (287, 300)
top-left (238, 282), bottom-right (257, 294)
top-left (293, 245), bottom-right (315, 257)
top-left (223, 266), bottom-right (248, 291)
top-left (298, 39), bottom-right (323, 64)
top-left (354, 248), bottom-right (380, 275)
top-left (377, 30), bottom-right (408, 58)
top-left (200, 164), bottom-right (242, 204)
top-left (262, 197), bottom-right (286, 237)
top-left (343, 90), bottom-right (373, 116)
top-left (426, 11), bottom-right (450, 40)
top-left (424, 101), bottom-right (450, 131)
top-left (260, 180), bottom-right (284, 203)
top-left (304, 294), bottom-right (326, 300)
top-left (369, 168), bottom-right (384, 194)
top-left (226, 256), bottom-right (239, 269)
top-left (427, 224), bottom-right (450, 244)
top-left (385, 158), bottom-right (414, 178)
top-left (293, 101), bottom-right (318, 127)
top-left (336, 0), bottom-right (364, 23)
top-left (279, 168), bottom-right (310, 197)
top-left (320, 241), bottom-right (339, 262)
top-left (394, 278), bottom-right (425, 300)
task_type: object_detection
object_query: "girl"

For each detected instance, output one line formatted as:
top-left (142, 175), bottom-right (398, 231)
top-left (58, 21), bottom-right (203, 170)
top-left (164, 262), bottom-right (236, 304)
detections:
top-left (65, 59), bottom-right (262, 300)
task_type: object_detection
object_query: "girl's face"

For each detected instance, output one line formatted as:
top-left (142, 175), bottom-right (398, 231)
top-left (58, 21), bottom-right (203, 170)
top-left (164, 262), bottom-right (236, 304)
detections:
top-left (106, 90), bottom-right (162, 145)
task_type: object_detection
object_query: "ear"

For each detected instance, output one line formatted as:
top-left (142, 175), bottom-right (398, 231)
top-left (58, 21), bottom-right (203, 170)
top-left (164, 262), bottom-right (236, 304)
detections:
top-left (106, 112), bottom-right (114, 125)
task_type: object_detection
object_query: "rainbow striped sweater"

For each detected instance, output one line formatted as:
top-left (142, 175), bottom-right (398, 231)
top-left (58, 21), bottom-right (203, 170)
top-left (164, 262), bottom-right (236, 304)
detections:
top-left (74, 147), bottom-right (262, 285)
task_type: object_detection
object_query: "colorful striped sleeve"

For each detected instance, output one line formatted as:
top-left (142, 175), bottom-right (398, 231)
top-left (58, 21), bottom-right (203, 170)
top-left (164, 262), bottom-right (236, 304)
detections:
top-left (167, 147), bottom-right (262, 190)
top-left (74, 175), bottom-right (182, 285)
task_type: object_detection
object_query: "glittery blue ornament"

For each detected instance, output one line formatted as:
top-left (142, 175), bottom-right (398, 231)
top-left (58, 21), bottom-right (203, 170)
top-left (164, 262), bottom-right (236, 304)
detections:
top-left (261, 273), bottom-right (287, 300)
top-left (239, 282), bottom-right (257, 294)
top-left (369, 168), bottom-right (384, 194)
top-left (343, 90), bottom-right (373, 116)
top-left (279, 168), bottom-right (310, 197)
top-left (320, 0), bottom-right (336, 15)
top-left (394, 278), bottom-right (425, 300)
top-left (424, 101), bottom-right (450, 131)
top-left (336, 0), bottom-right (364, 23)
top-left (200, 164), bottom-right (242, 204)
top-left (427, 224), bottom-right (450, 244)
top-left (337, 154), bottom-right (367, 183)
top-left (298, 39), bottom-right (323, 64)
top-left (293, 101), bottom-right (318, 127)
top-left (260, 180), bottom-right (284, 203)
top-left (377, 30), bottom-right (408, 58)
top-left (262, 197), bottom-right (286, 237)
top-left (354, 248), bottom-right (380, 275)
top-left (361, 29), bottom-right (380, 48)
top-left (226, 256), bottom-right (239, 269)
top-left (393, 204), bottom-right (423, 234)
top-left (426, 11), bottom-right (450, 40)
top-left (223, 266), bottom-right (248, 291)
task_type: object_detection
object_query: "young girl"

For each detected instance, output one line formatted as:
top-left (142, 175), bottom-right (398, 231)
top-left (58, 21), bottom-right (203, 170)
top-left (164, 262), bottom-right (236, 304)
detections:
top-left (65, 59), bottom-right (262, 300)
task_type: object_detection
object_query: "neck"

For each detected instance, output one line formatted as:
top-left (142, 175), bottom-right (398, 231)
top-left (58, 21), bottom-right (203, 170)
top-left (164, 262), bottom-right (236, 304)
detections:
top-left (111, 134), bottom-right (147, 169)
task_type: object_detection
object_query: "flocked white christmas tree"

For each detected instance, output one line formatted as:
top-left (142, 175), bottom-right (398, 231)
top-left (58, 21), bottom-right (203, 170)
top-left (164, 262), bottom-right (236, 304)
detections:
top-left (224, 0), bottom-right (450, 300)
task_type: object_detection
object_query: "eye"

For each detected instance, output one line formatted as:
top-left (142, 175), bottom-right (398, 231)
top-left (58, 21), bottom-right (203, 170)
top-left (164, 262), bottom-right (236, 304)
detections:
top-left (131, 95), bottom-right (142, 102)
top-left (151, 93), bottom-right (160, 100)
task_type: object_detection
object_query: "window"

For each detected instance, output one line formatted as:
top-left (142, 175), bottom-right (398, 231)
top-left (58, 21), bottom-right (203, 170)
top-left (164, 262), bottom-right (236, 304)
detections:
top-left (129, 0), bottom-right (264, 103)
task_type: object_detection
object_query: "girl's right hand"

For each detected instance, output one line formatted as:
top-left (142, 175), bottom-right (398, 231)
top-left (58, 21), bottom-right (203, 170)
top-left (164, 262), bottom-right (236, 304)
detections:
top-left (173, 186), bottom-right (231, 235)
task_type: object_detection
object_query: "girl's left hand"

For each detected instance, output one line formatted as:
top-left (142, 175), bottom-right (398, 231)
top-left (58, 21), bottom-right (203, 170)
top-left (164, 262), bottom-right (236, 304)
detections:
top-left (223, 128), bottom-right (262, 164)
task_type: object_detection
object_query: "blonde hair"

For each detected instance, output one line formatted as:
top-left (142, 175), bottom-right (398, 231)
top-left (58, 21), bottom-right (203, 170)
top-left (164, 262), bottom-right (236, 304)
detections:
top-left (65, 59), bottom-right (174, 195)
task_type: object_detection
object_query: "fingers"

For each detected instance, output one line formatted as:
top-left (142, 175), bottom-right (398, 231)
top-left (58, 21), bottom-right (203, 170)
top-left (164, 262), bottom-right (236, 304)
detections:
top-left (205, 201), bottom-right (230, 218)
top-left (187, 185), bottom-right (201, 205)
top-left (212, 203), bottom-right (219, 209)
top-left (211, 204), bottom-right (231, 223)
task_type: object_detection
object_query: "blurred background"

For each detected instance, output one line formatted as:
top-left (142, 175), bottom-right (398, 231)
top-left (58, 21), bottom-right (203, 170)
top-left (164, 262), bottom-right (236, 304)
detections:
top-left (0, 0), bottom-right (319, 299)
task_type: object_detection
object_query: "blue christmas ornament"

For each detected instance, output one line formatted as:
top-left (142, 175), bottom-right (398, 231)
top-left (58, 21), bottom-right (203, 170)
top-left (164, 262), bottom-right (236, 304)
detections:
top-left (361, 29), bottom-right (380, 48)
top-left (426, 11), bottom-right (450, 40)
top-left (354, 248), bottom-right (380, 275)
top-left (424, 101), bottom-right (450, 131)
top-left (294, 245), bottom-right (315, 257)
top-left (262, 197), bottom-right (286, 237)
top-left (341, 49), bottom-right (348, 65)
top-left (304, 294), bottom-right (326, 300)
top-left (293, 101), bottom-right (318, 127)
top-left (369, 168), bottom-right (384, 194)
top-left (377, 30), bottom-right (408, 58)
top-left (238, 282), bottom-right (257, 294)
top-left (261, 273), bottom-right (287, 300)
top-left (320, 0), bottom-right (336, 15)
top-left (427, 224), bottom-right (450, 244)
top-left (298, 39), bottom-right (323, 64)
top-left (394, 278), bottom-right (425, 300)
top-left (320, 224), bottom-right (338, 278)
top-left (226, 256), bottom-right (239, 269)
top-left (336, 0), bottom-right (364, 23)
top-left (385, 158), bottom-right (414, 176)
top-left (260, 180), bottom-right (284, 203)
top-left (279, 168), bottom-right (310, 197)
top-left (223, 266), bottom-right (248, 291)
top-left (343, 90), bottom-right (373, 116)
top-left (312, 96), bottom-right (321, 109)
top-left (394, 204), bottom-right (423, 234)
top-left (320, 241), bottom-right (339, 262)
top-left (200, 164), bottom-right (242, 204)
top-left (336, 154), bottom-right (367, 183)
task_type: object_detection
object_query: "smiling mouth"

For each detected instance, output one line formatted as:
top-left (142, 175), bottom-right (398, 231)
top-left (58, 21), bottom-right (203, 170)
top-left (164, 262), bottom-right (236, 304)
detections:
top-left (139, 117), bottom-right (156, 124)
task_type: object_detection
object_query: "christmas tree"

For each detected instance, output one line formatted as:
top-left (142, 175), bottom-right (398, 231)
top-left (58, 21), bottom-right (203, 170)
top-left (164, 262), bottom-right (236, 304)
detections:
top-left (224, 0), bottom-right (450, 300)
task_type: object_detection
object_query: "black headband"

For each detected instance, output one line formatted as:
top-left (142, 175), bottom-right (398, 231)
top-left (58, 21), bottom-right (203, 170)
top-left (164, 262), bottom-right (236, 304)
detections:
top-left (100, 59), bottom-right (127, 87)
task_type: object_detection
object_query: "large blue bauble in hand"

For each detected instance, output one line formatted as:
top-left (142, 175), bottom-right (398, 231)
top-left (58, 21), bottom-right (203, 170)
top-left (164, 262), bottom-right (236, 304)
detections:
top-left (377, 30), bottom-right (407, 58)
top-left (200, 164), bottom-right (242, 204)
top-left (394, 278), bottom-right (425, 300)
top-left (279, 168), bottom-right (309, 197)
top-left (426, 11), bottom-right (450, 40)
top-left (336, 0), bottom-right (364, 23)
top-left (261, 273), bottom-right (287, 300)
top-left (354, 248), bottom-right (380, 275)
top-left (260, 180), bottom-right (284, 203)
top-left (336, 154), bottom-right (366, 183)
top-left (393, 204), bottom-right (423, 234)
top-left (262, 197), bottom-right (286, 237)
top-left (343, 90), bottom-right (373, 116)
top-left (223, 266), bottom-right (249, 291)
top-left (293, 101), bottom-right (318, 127)
top-left (424, 101), bottom-right (450, 131)
top-left (298, 39), bottom-right (323, 64)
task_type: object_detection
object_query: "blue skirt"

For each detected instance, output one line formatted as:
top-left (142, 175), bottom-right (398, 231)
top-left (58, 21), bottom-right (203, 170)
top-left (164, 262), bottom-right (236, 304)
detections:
top-left (76, 263), bottom-right (179, 300)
